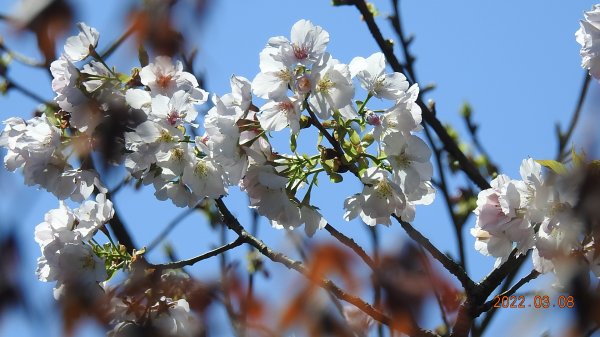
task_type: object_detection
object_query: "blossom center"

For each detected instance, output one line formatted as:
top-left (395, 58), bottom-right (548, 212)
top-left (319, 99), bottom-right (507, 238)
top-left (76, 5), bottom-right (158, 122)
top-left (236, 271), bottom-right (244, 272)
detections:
top-left (292, 44), bottom-right (310, 60)
top-left (171, 147), bottom-right (184, 161)
top-left (392, 153), bottom-right (411, 168)
top-left (317, 77), bottom-right (334, 94)
top-left (166, 110), bottom-right (181, 125)
top-left (156, 74), bottom-right (173, 89)
top-left (158, 130), bottom-right (174, 142)
top-left (194, 160), bottom-right (209, 178)
top-left (372, 76), bottom-right (386, 94)
top-left (277, 70), bottom-right (292, 82)
top-left (277, 101), bottom-right (294, 115)
top-left (375, 180), bottom-right (393, 199)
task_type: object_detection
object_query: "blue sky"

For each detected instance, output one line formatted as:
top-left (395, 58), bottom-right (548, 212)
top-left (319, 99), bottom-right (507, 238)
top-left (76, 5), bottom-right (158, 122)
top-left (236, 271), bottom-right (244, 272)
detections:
top-left (0, 0), bottom-right (598, 336)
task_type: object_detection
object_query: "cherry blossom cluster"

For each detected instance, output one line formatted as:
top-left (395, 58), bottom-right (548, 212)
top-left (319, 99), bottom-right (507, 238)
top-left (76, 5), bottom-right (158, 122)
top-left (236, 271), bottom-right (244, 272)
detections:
top-left (1, 18), bottom-right (436, 333)
top-left (471, 157), bottom-right (598, 285)
top-left (577, 4), bottom-right (600, 79)
top-left (34, 194), bottom-right (114, 299)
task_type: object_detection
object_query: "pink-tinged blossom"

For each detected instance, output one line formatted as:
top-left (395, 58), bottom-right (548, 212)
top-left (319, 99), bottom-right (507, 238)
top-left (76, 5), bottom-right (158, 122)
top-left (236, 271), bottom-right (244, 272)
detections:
top-left (139, 56), bottom-right (207, 100)
top-left (258, 95), bottom-right (303, 134)
top-left (267, 19), bottom-right (330, 66)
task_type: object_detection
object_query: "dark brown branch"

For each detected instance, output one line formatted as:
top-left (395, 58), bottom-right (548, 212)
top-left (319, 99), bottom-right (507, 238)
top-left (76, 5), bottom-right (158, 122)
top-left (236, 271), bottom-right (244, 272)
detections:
top-left (325, 224), bottom-right (376, 270)
top-left (216, 198), bottom-right (438, 337)
top-left (105, 190), bottom-right (137, 252)
top-left (393, 215), bottom-right (475, 294)
top-left (476, 270), bottom-right (540, 315)
top-left (148, 237), bottom-right (244, 270)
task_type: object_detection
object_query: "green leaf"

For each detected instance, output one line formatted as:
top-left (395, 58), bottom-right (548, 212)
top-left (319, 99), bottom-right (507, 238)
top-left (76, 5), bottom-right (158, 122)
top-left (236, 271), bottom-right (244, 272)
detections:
top-left (328, 172), bottom-right (343, 183)
top-left (535, 159), bottom-right (568, 175)
top-left (349, 129), bottom-right (361, 146)
top-left (290, 133), bottom-right (297, 152)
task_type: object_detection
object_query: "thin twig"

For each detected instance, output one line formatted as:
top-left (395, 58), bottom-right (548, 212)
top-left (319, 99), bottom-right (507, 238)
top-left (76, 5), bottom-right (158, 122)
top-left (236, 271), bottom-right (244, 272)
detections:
top-left (417, 245), bottom-right (450, 331)
top-left (305, 103), bottom-right (359, 176)
top-left (325, 224), bottom-right (376, 270)
top-left (351, 0), bottom-right (490, 191)
top-left (393, 215), bottom-right (475, 294)
top-left (147, 237), bottom-right (244, 271)
top-left (477, 270), bottom-right (540, 314)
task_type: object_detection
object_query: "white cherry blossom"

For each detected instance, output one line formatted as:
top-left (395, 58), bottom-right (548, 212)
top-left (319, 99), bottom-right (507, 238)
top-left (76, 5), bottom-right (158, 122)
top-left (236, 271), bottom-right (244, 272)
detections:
top-left (349, 52), bottom-right (409, 100)
top-left (64, 22), bottom-right (99, 62)
top-left (576, 5), bottom-right (600, 78)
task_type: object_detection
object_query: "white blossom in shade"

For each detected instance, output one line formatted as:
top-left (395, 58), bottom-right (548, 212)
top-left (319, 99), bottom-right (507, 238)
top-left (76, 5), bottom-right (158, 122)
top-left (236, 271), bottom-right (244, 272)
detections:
top-left (383, 132), bottom-right (433, 194)
top-left (34, 202), bottom-right (77, 248)
top-left (50, 56), bottom-right (92, 131)
top-left (151, 298), bottom-right (202, 337)
top-left (371, 84), bottom-right (422, 141)
top-left (64, 22), bottom-right (99, 62)
top-left (400, 181), bottom-right (436, 222)
top-left (125, 88), bottom-right (152, 114)
top-left (300, 206), bottom-right (328, 237)
top-left (80, 60), bottom-right (112, 93)
top-left (0, 117), bottom-right (28, 171)
top-left (258, 95), bottom-right (303, 134)
top-left (182, 155), bottom-right (227, 200)
top-left (202, 96), bottom-right (249, 184)
top-left (139, 56), bottom-right (207, 100)
top-left (252, 47), bottom-right (294, 100)
top-left (349, 52), bottom-right (409, 100)
top-left (308, 53), bottom-right (355, 119)
top-left (267, 19), bottom-right (329, 66)
top-left (154, 181), bottom-right (197, 208)
top-left (155, 142), bottom-right (194, 180)
top-left (38, 240), bottom-right (107, 299)
top-left (73, 193), bottom-right (114, 240)
top-left (221, 75), bottom-right (253, 112)
top-left (343, 167), bottom-right (406, 226)
top-left (576, 5), bottom-right (600, 79)
top-left (241, 165), bottom-right (302, 228)
top-left (51, 169), bottom-right (107, 202)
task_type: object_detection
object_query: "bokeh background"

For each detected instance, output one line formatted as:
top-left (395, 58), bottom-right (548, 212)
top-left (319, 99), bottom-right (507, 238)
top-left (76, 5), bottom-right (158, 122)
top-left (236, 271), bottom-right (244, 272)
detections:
top-left (0, 0), bottom-right (598, 336)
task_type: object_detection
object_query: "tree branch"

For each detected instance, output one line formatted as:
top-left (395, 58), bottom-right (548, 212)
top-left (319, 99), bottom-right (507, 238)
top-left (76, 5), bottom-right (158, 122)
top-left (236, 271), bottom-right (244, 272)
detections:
top-left (216, 198), bottom-right (438, 337)
top-left (476, 270), bottom-right (540, 315)
top-left (147, 237), bottom-right (244, 271)
top-left (393, 215), bottom-right (475, 294)
top-left (351, 0), bottom-right (490, 190)
top-left (324, 223), bottom-right (376, 270)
